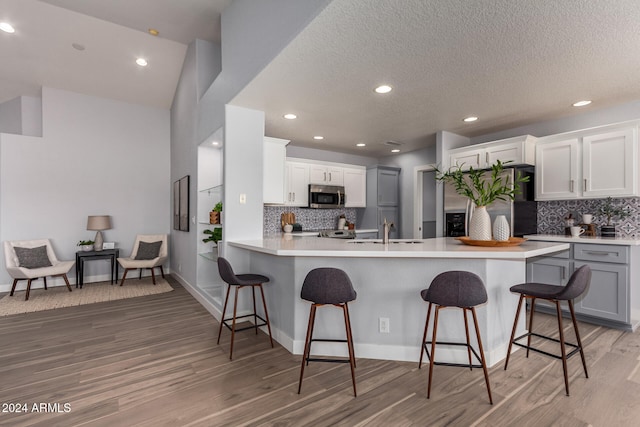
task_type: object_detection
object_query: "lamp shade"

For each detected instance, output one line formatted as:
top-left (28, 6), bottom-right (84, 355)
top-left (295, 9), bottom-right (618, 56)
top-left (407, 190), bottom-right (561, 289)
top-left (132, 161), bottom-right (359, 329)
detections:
top-left (87, 215), bottom-right (112, 231)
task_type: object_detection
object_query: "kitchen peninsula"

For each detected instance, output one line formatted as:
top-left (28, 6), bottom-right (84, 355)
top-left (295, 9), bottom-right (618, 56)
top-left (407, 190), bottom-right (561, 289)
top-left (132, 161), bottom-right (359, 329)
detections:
top-left (228, 236), bottom-right (569, 366)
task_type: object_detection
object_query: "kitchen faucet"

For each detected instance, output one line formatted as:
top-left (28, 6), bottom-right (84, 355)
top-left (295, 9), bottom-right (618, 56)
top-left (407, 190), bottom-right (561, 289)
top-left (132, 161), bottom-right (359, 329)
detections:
top-left (382, 218), bottom-right (394, 244)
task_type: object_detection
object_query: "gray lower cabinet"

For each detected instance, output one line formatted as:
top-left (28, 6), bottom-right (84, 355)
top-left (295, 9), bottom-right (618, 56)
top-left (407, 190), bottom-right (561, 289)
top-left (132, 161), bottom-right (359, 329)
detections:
top-left (527, 243), bottom-right (632, 328)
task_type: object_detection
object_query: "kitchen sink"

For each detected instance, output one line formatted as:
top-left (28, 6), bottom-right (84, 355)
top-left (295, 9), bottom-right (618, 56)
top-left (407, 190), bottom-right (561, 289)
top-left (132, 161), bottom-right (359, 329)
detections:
top-left (348, 239), bottom-right (424, 244)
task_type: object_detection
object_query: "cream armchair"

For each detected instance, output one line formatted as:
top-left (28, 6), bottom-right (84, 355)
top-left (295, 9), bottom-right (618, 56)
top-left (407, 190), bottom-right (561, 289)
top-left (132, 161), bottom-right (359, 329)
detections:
top-left (4, 239), bottom-right (74, 300)
top-left (117, 234), bottom-right (168, 286)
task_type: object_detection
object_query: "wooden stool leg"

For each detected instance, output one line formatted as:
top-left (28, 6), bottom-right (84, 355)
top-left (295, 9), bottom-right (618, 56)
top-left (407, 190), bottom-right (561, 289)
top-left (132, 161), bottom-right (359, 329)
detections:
top-left (258, 284), bottom-right (274, 347)
top-left (252, 286), bottom-right (258, 335)
top-left (343, 303), bottom-right (357, 397)
top-left (568, 300), bottom-right (589, 378)
top-left (556, 300), bottom-right (570, 396)
top-left (527, 297), bottom-right (537, 357)
top-left (298, 304), bottom-right (317, 394)
top-left (10, 279), bottom-right (18, 296)
top-left (229, 285), bottom-right (241, 360)
top-left (472, 307), bottom-right (493, 404)
top-left (344, 302), bottom-right (356, 368)
top-left (427, 306), bottom-right (440, 399)
top-left (418, 302), bottom-right (432, 369)
top-left (217, 285), bottom-right (231, 345)
top-left (463, 308), bottom-right (473, 370)
top-left (505, 295), bottom-right (525, 370)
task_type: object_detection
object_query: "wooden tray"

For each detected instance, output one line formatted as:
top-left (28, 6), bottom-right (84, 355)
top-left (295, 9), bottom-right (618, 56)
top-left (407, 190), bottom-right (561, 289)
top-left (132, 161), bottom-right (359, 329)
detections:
top-left (455, 236), bottom-right (527, 247)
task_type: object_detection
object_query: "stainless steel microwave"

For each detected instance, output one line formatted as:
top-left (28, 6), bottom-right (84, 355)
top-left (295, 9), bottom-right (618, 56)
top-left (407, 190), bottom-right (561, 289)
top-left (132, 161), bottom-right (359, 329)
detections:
top-left (308, 184), bottom-right (345, 208)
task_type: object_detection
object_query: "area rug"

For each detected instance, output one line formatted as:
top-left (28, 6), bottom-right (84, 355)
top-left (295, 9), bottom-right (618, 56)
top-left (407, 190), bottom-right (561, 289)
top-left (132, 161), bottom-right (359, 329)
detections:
top-left (0, 277), bottom-right (173, 316)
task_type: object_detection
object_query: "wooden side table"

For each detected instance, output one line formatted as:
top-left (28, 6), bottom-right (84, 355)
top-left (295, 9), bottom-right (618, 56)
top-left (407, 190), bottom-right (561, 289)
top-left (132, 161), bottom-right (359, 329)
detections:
top-left (75, 249), bottom-right (120, 289)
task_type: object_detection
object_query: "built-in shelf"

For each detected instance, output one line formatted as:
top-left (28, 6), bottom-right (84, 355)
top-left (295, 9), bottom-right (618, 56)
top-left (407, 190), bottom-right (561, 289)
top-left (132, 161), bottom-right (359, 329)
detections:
top-left (198, 222), bottom-right (223, 226)
top-left (199, 184), bottom-right (223, 195)
top-left (199, 251), bottom-right (218, 261)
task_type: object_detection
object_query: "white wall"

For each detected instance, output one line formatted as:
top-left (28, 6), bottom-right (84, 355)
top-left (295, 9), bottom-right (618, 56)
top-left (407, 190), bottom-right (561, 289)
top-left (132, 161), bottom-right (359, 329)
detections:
top-left (0, 87), bottom-right (170, 289)
top-left (286, 144), bottom-right (376, 166)
top-left (0, 97), bottom-right (22, 135)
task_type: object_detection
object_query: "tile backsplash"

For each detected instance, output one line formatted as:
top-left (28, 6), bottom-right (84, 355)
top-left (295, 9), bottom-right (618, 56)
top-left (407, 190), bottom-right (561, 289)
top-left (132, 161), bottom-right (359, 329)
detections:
top-left (264, 206), bottom-right (357, 234)
top-left (537, 197), bottom-right (640, 238)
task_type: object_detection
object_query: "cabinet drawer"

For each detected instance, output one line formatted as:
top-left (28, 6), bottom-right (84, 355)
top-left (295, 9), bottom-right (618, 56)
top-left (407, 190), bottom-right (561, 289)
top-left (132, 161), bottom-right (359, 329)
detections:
top-left (573, 244), bottom-right (629, 264)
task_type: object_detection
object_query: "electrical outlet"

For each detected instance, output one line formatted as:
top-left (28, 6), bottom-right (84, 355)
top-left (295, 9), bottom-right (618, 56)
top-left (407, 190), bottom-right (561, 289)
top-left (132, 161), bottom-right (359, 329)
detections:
top-left (379, 317), bottom-right (390, 333)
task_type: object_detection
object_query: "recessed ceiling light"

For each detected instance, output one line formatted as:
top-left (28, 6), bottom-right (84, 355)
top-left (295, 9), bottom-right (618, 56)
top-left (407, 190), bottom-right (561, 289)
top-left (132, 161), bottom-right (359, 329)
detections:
top-left (391, 149), bottom-right (400, 153)
top-left (136, 58), bottom-right (148, 67)
top-left (72, 43), bottom-right (85, 51)
top-left (212, 141), bottom-right (219, 146)
top-left (356, 143), bottom-right (366, 147)
top-left (573, 100), bottom-right (592, 107)
top-left (283, 113), bottom-right (297, 119)
top-left (463, 116), bottom-right (478, 122)
top-left (313, 136), bottom-right (324, 140)
top-left (374, 85), bottom-right (392, 94)
top-left (0, 23), bottom-right (15, 33)
top-left (148, 28), bottom-right (159, 36)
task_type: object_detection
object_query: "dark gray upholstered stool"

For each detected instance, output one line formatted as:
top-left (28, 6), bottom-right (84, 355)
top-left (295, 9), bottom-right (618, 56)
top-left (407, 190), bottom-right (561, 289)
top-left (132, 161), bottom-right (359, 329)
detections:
top-left (418, 271), bottom-right (492, 404)
top-left (504, 264), bottom-right (591, 396)
top-left (216, 257), bottom-right (274, 360)
top-left (298, 268), bottom-right (357, 396)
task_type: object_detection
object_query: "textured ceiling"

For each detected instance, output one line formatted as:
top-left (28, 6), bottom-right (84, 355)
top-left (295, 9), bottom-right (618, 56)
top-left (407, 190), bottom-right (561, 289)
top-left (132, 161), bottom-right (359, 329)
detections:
top-left (233, 0), bottom-right (640, 156)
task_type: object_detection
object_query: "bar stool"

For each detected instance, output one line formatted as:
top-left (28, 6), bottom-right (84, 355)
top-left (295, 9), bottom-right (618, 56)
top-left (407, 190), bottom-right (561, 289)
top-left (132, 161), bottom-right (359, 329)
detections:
top-left (418, 271), bottom-right (492, 404)
top-left (298, 268), bottom-right (357, 396)
top-left (216, 257), bottom-right (274, 360)
top-left (504, 265), bottom-right (591, 396)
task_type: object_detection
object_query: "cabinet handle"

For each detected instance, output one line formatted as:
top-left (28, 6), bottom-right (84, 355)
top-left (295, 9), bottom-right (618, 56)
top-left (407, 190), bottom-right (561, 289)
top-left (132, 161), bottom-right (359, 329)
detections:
top-left (324, 172), bottom-right (327, 181)
top-left (570, 180), bottom-right (574, 192)
top-left (329, 172), bottom-right (332, 182)
top-left (293, 192), bottom-right (295, 202)
top-left (485, 152), bottom-right (489, 164)
top-left (584, 178), bottom-right (587, 191)
top-left (562, 266), bottom-right (567, 280)
top-left (584, 250), bottom-right (612, 256)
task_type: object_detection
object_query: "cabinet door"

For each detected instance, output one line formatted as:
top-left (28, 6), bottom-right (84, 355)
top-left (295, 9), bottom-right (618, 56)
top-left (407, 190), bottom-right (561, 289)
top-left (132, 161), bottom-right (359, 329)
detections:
top-left (378, 168), bottom-right (399, 206)
top-left (574, 261), bottom-right (629, 323)
top-left (450, 148), bottom-right (485, 171)
top-left (343, 167), bottom-right (366, 207)
top-left (583, 128), bottom-right (637, 197)
top-left (263, 137), bottom-right (288, 204)
top-left (486, 142), bottom-right (523, 166)
top-left (527, 257), bottom-right (572, 286)
top-left (327, 167), bottom-right (344, 186)
top-left (535, 139), bottom-right (579, 200)
top-left (285, 162), bottom-right (309, 207)
top-left (308, 165), bottom-right (328, 184)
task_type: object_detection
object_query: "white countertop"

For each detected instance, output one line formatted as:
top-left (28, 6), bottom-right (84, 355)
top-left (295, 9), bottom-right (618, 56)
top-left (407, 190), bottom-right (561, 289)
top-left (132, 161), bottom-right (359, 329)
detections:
top-left (229, 236), bottom-right (569, 259)
top-left (526, 234), bottom-right (640, 246)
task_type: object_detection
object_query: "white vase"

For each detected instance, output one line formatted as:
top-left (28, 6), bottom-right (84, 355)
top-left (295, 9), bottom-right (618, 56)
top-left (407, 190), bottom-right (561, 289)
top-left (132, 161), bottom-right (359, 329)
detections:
top-left (493, 215), bottom-right (510, 241)
top-left (469, 206), bottom-right (492, 240)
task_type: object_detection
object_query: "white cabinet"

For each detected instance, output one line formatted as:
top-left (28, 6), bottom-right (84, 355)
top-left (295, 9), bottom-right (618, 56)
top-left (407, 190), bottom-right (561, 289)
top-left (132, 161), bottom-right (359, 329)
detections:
top-left (343, 167), bottom-right (366, 207)
top-left (582, 128), bottom-right (636, 198)
top-left (309, 164), bottom-right (344, 185)
top-left (536, 138), bottom-right (579, 200)
top-left (263, 137), bottom-right (289, 204)
top-left (284, 161), bottom-right (309, 207)
top-left (536, 125), bottom-right (638, 200)
top-left (448, 135), bottom-right (536, 171)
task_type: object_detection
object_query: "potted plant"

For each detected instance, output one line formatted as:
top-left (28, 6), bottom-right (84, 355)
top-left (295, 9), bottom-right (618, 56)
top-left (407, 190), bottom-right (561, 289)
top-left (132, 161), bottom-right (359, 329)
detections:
top-left (209, 202), bottom-right (223, 224)
top-left (203, 228), bottom-right (223, 255)
top-left (77, 240), bottom-right (95, 252)
top-left (435, 160), bottom-right (529, 240)
top-left (597, 197), bottom-right (630, 237)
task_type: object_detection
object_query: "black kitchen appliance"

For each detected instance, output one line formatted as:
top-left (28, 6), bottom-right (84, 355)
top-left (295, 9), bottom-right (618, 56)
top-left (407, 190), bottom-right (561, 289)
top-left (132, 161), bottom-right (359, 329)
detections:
top-left (308, 184), bottom-right (346, 209)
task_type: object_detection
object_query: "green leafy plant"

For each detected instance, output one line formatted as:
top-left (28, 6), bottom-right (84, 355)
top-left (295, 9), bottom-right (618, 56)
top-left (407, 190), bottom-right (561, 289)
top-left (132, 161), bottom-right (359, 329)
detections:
top-left (213, 202), bottom-right (223, 212)
top-left (434, 160), bottom-right (529, 207)
top-left (597, 197), bottom-right (630, 225)
top-left (77, 240), bottom-right (95, 246)
top-left (203, 228), bottom-right (222, 244)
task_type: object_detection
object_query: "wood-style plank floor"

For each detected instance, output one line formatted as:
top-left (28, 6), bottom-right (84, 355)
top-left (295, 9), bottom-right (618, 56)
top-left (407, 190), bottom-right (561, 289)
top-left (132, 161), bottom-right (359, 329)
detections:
top-left (1, 276), bottom-right (640, 426)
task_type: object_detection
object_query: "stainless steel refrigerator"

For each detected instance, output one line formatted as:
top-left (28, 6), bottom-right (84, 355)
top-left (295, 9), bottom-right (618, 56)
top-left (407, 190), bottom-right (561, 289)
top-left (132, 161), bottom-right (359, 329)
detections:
top-left (443, 166), bottom-right (536, 237)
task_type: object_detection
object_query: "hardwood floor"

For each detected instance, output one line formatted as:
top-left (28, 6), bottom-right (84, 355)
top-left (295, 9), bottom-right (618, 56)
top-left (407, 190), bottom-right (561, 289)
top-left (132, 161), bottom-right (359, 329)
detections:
top-left (1, 276), bottom-right (640, 426)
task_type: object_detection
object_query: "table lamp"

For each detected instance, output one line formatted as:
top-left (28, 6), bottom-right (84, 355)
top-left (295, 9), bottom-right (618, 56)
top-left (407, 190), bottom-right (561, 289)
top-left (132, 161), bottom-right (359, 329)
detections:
top-left (87, 215), bottom-right (112, 251)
